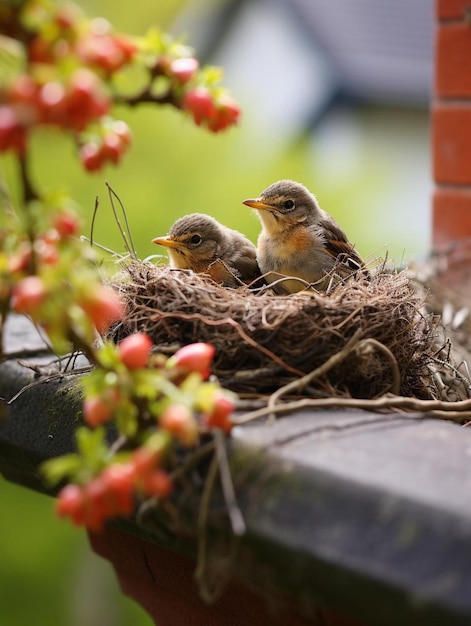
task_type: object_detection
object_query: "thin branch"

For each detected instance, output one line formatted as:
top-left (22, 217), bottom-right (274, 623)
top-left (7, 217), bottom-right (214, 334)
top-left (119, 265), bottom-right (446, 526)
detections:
top-left (195, 451), bottom-right (220, 604)
top-left (114, 88), bottom-right (177, 108)
top-left (18, 152), bottom-right (39, 205)
top-left (213, 429), bottom-right (246, 536)
top-left (90, 196), bottom-right (99, 249)
top-left (356, 338), bottom-right (401, 396)
top-left (106, 182), bottom-right (137, 259)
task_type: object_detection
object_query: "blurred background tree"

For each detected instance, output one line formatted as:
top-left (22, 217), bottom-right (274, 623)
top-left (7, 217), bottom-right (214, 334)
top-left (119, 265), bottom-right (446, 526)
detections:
top-left (0, 0), bottom-right (432, 624)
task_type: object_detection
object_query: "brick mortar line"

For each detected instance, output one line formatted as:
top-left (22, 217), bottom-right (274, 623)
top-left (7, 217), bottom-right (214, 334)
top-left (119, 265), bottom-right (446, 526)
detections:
top-left (434, 182), bottom-right (471, 191)
top-left (438, 17), bottom-right (471, 25)
top-left (433, 97), bottom-right (471, 105)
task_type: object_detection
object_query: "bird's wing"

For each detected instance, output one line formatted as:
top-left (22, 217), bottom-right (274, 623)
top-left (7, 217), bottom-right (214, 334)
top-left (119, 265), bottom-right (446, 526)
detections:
top-left (317, 218), bottom-right (364, 271)
top-left (207, 259), bottom-right (241, 288)
top-left (234, 255), bottom-right (262, 282)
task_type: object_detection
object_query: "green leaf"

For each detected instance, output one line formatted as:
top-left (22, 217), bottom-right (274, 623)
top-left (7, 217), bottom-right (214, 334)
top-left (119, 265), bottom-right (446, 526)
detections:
top-left (41, 454), bottom-right (82, 486)
top-left (97, 341), bottom-right (120, 368)
top-left (76, 426), bottom-right (107, 460)
top-left (116, 402), bottom-right (138, 438)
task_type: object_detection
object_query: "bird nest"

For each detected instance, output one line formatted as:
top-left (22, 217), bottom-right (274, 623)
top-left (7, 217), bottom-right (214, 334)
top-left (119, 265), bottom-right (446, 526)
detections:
top-left (107, 260), bottom-right (469, 403)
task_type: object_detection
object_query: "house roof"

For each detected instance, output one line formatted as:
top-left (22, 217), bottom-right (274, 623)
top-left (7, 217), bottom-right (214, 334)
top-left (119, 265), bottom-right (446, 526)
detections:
top-left (177, 0), bottom-right (433, 107)
top-left (290, 0), bottom-right (433, 105)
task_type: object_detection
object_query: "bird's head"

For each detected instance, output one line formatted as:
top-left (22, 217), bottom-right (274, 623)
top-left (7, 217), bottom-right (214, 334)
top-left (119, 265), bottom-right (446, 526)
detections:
top-left (243, 179), bottom-right (320, 235)
top-left (152, 213), bottom-right (224, 270)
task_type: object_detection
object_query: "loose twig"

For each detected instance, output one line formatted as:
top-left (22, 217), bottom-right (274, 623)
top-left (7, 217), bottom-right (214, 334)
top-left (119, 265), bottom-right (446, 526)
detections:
top-left (213, 429), bottom-right (246, 537)
top-left (234, 395), bottom-right (471, 426)
top-left (356, 338), bottom-right (401, 396)
top-left (195, 451), bottom-right (220, 604)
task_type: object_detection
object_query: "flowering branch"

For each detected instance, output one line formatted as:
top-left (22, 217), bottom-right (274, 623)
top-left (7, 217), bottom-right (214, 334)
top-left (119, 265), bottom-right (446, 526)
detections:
top-left (0, 0), bottom-right (239, 533)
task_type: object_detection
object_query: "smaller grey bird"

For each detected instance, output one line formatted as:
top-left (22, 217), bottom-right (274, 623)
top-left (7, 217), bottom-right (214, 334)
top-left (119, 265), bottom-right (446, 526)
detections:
top-left (152, 213), bottom-right (260, 287)
top-left (243, 179), bottom-right (367, 294)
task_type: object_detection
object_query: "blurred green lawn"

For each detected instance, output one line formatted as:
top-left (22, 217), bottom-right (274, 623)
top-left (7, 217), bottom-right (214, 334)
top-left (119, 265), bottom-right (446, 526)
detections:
top-left (0, 1), bottom-right (430, 624)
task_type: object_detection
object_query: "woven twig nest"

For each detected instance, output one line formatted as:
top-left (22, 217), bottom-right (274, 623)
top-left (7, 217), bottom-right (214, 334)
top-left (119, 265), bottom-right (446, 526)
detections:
top-left (107, 260), bottom-right (469, 402)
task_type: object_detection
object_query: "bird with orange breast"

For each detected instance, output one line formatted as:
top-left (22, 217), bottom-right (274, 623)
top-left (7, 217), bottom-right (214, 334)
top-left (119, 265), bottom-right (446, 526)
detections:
top-left (243, 179), bottom-right (367, 294)
top-left (152, 213), bottom-right (260, 288)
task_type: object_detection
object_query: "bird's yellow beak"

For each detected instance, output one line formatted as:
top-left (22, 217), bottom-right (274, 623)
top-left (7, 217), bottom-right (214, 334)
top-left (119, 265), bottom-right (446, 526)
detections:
top-left (151, 236), bottom-right (184, 249)
top-left (242, 198), bottom-right (277, 212)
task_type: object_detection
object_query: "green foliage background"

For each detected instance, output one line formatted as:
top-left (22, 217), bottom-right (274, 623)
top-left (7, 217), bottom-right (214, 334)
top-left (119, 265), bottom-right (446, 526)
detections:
top-left (0, 1), bottom-right (430, 624)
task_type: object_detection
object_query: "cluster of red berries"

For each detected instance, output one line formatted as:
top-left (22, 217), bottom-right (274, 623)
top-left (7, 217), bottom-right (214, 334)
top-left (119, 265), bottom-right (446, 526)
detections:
top-left (159, 56), bottom-right (241, 132)
top-left (12, 275), bottom-right (123, 334)
top-left (58, 338), bottom-right (235, 531)
top-left (84, 337), bottom-right (234, 435)
top-left (183, 88), bottom-right (240, 133)
top-left (0, 69), bottom-right (111, 156)
top-left (0, 1), bottom-right (137, 165)
top-left (56, 447), bottom-right (172, 531)
top-left (83, 333), bottom-right (154, 427)
top-left (26, 1), bottom-right (138, 74)
top-left (79, 120), bottom-right (132, 172)
top-left (76, 31), bottom-right (137, 75)
top-left (9, 210), bottom-right (80, 275)
top-left (9, 210), bottom-right (124, 332)
top-left (0, 1), bottom-right (241, 162)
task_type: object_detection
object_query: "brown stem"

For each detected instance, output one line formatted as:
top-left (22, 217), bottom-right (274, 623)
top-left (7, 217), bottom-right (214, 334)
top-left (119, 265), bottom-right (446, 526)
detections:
top-left (18, 152), bottom-right (39, 206)
top-left (114, 88), bottom-right (178, 109)
top-left (67, 328), bottom-right (99, 366)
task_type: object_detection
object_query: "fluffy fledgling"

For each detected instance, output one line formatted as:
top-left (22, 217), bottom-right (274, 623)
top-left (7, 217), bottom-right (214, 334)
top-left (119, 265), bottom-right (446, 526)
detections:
top-left (153, 213), bottom-right (260, 287)
top-left (243, 179), bottom-right (366, 293)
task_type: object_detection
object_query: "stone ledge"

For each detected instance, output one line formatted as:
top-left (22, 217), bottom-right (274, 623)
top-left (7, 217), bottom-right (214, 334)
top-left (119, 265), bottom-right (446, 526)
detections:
top-left (1, 315), bottom-right (471, 625)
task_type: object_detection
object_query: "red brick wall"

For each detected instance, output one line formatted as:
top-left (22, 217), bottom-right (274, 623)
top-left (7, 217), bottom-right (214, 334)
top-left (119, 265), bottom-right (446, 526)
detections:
top-left (433, 0), bottom-right (471, 247)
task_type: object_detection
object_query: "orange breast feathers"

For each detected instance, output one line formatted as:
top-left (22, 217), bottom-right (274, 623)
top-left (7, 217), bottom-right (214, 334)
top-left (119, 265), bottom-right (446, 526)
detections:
top-left (262, 225), bottom-right (322, 262)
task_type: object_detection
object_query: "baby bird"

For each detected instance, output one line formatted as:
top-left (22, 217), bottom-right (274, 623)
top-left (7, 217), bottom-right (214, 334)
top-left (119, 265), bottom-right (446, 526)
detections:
top-left (152, 213), bottom-right (260, 288)
top-left (243, 179), bottom-right (367, 294)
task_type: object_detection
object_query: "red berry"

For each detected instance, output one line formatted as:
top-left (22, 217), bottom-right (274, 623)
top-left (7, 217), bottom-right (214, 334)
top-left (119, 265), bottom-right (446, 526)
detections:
top-left (142, 470), bottom-right (173, 498)
top-left (36, 240), bottom-right (59, 266)
top-left (182, 87), bottom-right (217, 125)
top-left (101, 133), bottom-right (122, 164)
top-left (160, 404), bottom-right (199, 446)
top-left (40, 229), bottom-right (61, 246)
top-left (9, 75), bottom-right (38, 104)
top-left (170, 57), bottom-right (199, 84)
top-left (65, 69), bottom-right (110, 131)
top-left (8, 244), bottom-right (32, 274)
top-left (56, 484), bottom-right (85, 525)
top-left (170, 342), bottom-right (215, 379)
top-left (38, 81), bottom-right (67, 125)
top-left (208, 96), bottom-right (241, 133)
top-left (203, 391), bottom-right (234, 433)
top-left (118, 332), bottom-right (153, 369)
top-left (55, 3), bottom-right (82, 30)
top-left (79, 143), bottom-right (103, 172)
top-left (83, 395), bottom-right (115, 427)
top-left (0, 106), bottom-right (27, 154)
top-left (54, 212), bottom-right (80, 238)
top-left (111, 120), bottom-right (132, 146)
top-left (113, 35), bottom-right (138, 63)
top-left (101, 463), bottom-right (136, 515)
top-left (83, 478), bottom-right (108, 530)
top-left (81, 286), bottom-right (124, 332)
top-left (131, 447), bottom-right (160, 476)
top-left (77, 34), bottom-right (135, 73)
top-left (28, 36), bottom-right (55, 64)
top-left (11, 276), bottom-right (46, 315)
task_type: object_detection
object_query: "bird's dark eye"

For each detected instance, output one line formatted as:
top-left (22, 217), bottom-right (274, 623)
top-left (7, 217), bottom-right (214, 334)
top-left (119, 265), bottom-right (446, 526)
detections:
top-left (283, 199), bottom-right (295, 210)
top-left (189, 234), bottom-right (202, 245)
